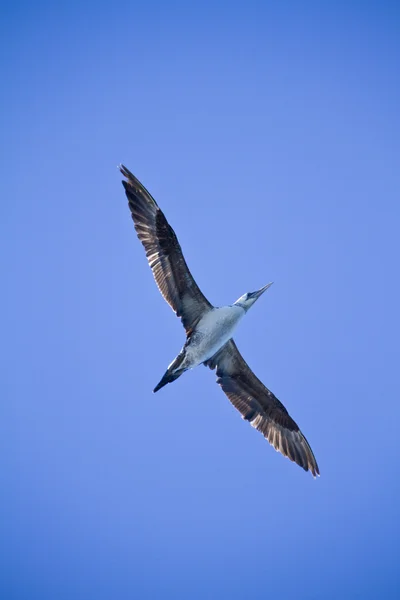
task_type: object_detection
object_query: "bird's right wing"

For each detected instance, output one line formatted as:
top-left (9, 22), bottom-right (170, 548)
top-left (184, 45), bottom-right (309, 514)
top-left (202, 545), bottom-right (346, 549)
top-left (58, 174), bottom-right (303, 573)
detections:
top-left (120, 165), bottom-right (212, 335)
top-left (205, 340), bottom-right (319, 477)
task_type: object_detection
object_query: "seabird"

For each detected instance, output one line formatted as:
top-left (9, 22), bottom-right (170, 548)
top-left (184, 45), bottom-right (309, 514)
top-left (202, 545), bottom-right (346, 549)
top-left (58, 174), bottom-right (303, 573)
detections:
top-left (120, 165), bottom-right (319, 477)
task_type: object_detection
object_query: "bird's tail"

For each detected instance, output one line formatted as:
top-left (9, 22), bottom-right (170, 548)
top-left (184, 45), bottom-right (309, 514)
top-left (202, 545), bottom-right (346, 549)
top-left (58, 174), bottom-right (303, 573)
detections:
top-left (153, 353), bottom-right (187, 393)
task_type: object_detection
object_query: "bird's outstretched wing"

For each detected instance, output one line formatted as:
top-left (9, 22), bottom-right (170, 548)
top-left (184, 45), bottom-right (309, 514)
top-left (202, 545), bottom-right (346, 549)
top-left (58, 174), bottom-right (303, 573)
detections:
top-left (120, 165), bottom-right (212, 335)
top-left (205, 340), bottom-right (319, 476)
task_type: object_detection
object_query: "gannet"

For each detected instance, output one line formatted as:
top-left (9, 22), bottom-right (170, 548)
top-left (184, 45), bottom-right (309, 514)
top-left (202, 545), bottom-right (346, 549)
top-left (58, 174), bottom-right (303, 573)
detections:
top-left (120, 165), bottom-right (319, 477)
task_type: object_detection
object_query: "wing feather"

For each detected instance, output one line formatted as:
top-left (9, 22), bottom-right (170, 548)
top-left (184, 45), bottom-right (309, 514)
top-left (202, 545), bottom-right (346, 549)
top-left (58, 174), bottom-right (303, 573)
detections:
top-left (120, 165), bottom-right (212, 334)
top-left (205, 340), bottom-right (319, 477)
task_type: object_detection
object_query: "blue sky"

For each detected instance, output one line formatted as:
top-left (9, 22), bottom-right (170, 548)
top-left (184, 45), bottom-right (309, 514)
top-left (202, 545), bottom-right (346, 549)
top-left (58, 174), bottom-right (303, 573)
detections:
top-left (2, 1), bottom-right (400, 598)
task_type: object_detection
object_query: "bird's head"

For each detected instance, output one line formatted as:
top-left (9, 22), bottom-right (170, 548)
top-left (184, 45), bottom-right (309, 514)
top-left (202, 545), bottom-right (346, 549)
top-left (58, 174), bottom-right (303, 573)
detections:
top-left (234, 282), bottom-right (274, 312)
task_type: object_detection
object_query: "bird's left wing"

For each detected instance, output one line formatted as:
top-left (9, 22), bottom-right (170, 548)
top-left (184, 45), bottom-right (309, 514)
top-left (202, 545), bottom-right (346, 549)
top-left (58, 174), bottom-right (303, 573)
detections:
top-left (120, 165), bottom-right (212, 335)
top-left (205, 340), bottom-right (319, 477)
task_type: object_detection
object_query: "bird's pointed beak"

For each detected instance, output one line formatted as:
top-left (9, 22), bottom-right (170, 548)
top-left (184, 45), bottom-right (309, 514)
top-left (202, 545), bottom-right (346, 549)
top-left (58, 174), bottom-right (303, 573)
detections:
top-left (252, 282), bottom-right (274, 299)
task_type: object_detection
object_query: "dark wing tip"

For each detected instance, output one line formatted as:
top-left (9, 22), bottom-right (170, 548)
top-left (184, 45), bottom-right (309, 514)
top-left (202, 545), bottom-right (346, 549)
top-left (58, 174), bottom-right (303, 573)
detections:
top-left (267, 427), bottom-right (320, 478)
top-left (311, 459), bottom-right (320, 478)
top-left (119, 164), bottom-right (134, 180)
top-left (119, 164), bottom-right (141, 189)
top-left (297, 437), bottom-right (320, 478)
top-left (306, 459), bottom-right (320, 478)
top-left (300, 432), bottom-right (320, 478)
top-left (312, 452), bottom-right (320, 477)
top-left (119, 165), bottom-right (159, 208)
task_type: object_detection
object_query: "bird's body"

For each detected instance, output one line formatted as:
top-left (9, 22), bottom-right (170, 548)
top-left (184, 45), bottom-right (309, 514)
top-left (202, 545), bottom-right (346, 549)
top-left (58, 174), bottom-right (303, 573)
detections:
top-left (120, 165), bottom-right (320, 477)
top-left (185, 305), bottom-right (245, 365)
top-left (166, 305), bottom-right (245, 374)
top-left (154, 305), bottom-right (245, 392)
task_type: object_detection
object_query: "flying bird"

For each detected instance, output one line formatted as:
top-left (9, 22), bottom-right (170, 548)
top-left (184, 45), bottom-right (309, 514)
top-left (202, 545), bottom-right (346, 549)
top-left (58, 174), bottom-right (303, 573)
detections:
top-left (120, 165), bottom-right (319, 477)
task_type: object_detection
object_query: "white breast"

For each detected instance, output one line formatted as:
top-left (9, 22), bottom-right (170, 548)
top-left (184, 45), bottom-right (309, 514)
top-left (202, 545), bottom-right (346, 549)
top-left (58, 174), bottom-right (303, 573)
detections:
top-left (185, 305), bottom-right (245, 367)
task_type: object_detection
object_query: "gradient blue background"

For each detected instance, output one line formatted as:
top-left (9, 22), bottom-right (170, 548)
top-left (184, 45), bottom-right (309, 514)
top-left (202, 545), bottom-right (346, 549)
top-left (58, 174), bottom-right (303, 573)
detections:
top-left (2, 2), bottom-right (400, 598)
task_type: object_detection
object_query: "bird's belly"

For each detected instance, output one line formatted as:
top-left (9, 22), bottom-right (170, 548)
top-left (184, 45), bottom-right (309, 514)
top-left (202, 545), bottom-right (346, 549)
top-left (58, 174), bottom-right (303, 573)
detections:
top-left (184, 307), bottom-right (244, 367)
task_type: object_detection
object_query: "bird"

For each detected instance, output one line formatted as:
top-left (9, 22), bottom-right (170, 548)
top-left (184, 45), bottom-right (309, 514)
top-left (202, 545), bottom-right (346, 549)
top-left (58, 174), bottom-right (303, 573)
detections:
top-left (120, 165), bottom-right (319, 477)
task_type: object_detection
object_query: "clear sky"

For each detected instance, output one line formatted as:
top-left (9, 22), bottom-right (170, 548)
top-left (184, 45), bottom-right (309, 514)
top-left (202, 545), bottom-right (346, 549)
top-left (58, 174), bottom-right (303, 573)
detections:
top-left (2, 1), bottom-right (400, 598)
